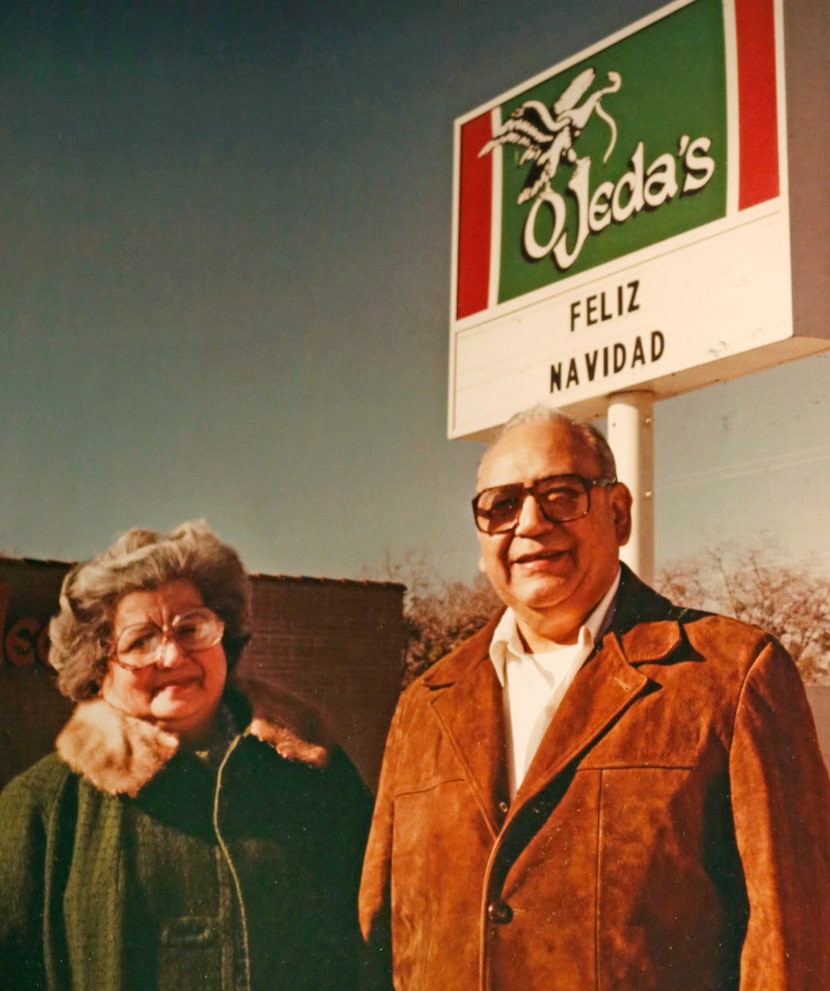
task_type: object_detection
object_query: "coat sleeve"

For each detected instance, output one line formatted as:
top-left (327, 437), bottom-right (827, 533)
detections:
top-left (0, 773), bottom-right (50, 991)
top-left (730, 638), bottom-right (830, 989)
top-left (359, 701), bottom-right (404, 991)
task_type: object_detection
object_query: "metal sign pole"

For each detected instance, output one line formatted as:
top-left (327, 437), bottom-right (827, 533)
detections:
top-left (607, 391), bottom-right (655, 584)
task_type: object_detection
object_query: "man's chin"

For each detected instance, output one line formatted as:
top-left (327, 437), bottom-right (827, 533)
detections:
top-left (509, 572), bottom-right (573, 611)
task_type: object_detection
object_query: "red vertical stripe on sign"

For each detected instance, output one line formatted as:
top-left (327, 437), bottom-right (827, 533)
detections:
top-left (735, 0), bottom-right (780, 209)
top-left (456, 113), bottom-right (493, 320)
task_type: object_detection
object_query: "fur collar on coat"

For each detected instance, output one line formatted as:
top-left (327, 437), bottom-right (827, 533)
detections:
top-left (55, 677), bottom-right (333, 797)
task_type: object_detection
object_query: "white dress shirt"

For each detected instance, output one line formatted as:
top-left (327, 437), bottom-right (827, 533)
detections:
top-left (488, 571), bottom-right (621, 798)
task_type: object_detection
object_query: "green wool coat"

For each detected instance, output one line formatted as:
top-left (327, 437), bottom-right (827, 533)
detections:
top-left (0, 679), bottom-right (373, 991)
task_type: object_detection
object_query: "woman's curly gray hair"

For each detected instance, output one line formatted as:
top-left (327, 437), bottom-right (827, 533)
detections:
top-left (49, 520), bottom-right (252, 701)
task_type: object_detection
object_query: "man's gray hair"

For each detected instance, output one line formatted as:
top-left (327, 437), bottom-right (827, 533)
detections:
top-left (49, 520), bottom-right (252, 701)
top-left (479, 404), bottom-right (617, 482)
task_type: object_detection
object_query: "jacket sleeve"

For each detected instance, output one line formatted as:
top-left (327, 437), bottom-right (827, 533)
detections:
top-left (730, 638), bottom-right (830, 989)
top-left (359, 701), bottom-right (404, 991)
top-left (0, 773), bottom-right (50, 991)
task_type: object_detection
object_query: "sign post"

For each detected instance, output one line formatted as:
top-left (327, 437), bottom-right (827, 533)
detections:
top-left (608, 391), bottom-right (654, 583)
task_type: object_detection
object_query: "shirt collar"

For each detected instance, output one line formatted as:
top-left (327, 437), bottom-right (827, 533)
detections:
top-left (489, 567), bottom-right (622, 687)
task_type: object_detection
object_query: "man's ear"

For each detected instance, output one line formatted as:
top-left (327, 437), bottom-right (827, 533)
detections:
top-left (611, 483), bottom-right (633, 546)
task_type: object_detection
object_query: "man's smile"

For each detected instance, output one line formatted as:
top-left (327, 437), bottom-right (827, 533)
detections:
top-left (511, 548), bottom-right (570, 566)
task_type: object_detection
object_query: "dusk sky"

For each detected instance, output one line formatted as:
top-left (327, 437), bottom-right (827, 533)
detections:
top-left (2, 0), bottom-right (828, 583)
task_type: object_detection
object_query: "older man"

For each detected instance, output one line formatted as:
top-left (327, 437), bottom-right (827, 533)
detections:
top-left (359, 406), bottom-right (830, 991)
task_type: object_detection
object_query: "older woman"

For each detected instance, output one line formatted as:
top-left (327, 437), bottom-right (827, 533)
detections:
top-left (0, 521), bottom-right (374, 991)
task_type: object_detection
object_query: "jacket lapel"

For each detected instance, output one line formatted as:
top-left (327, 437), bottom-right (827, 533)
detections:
top-left (509, 567), bottom-right (685, 813)
top-left (424, 617), bottom-right (508, 836)
top-left (511, 635), bottom-right (650, 807)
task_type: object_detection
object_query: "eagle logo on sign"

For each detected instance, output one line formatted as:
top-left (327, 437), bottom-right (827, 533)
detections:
top-left (479, 67), bottom-right (622, 204)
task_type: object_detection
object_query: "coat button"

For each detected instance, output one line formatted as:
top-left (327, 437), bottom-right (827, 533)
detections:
top-left (487, 900), bottom-right (514, 925)
top-left (498, 800), bottom-right (509, 814)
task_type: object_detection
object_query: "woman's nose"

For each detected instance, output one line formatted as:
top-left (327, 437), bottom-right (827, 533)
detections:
top-left (156, 635), bottom-right (188, 667)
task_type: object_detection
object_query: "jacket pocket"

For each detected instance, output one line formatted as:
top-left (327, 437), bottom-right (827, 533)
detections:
top-left (158, 916), bottom-right (224, 991)
top-left (161, 915), bottom-right (219, 947)
top-left (594, 765), bottom-right (737, 991)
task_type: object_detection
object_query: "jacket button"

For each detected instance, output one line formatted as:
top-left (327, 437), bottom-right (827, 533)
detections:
top-left (498, 800), bottom-right (509, 814)
top-left (487, 900), bottom-right (514, 925)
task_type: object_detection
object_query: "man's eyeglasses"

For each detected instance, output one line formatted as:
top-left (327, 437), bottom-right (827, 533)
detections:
top-left (472, 474), bottom-right (617, 535)
top-left (112, 607), bottom-right (225, 669)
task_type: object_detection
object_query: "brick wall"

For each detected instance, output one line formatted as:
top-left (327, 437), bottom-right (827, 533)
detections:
top-left (239, 574), bottom-right (405, 788)
top-left (0, 560), bottom-right (71, 786)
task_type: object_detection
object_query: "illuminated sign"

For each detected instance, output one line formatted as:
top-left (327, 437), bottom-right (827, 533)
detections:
top-left (449, 0), bottom-right (830, 438)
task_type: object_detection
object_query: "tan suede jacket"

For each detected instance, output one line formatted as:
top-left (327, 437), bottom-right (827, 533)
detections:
top-left (359, 567), bottom-right (830, 991)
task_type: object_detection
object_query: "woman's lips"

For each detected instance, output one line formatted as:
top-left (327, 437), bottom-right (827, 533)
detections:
top-left (153, 674), bottom-right (201, 691)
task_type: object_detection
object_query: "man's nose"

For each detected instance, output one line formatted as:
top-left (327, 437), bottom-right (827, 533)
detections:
top-left (514, 492), bottom-right (554, 535)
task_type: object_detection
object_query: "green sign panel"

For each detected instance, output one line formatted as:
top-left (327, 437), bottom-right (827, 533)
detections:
top-left (486, 0), bottom-right (726, 301)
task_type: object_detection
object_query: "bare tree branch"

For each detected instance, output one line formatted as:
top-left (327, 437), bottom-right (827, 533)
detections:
top-left (658, 539), bottom-right (830, 684)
